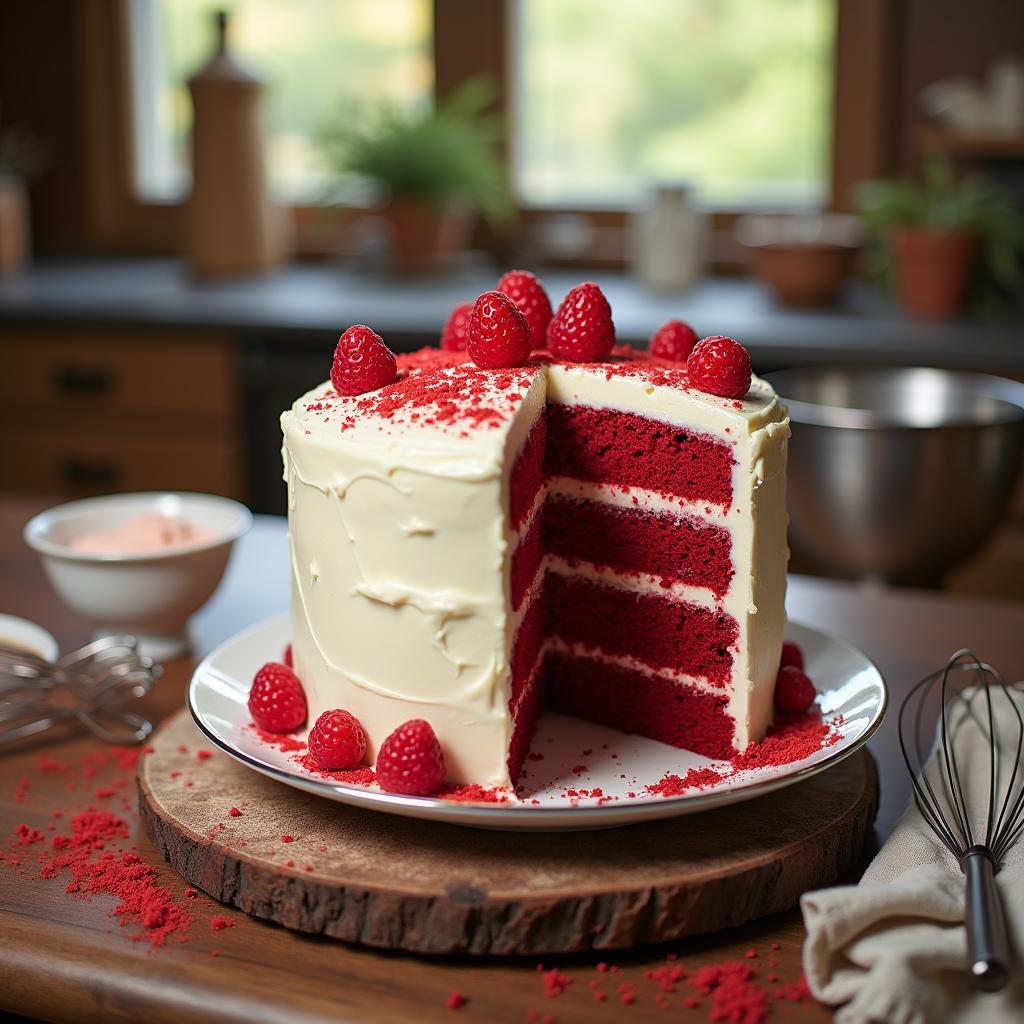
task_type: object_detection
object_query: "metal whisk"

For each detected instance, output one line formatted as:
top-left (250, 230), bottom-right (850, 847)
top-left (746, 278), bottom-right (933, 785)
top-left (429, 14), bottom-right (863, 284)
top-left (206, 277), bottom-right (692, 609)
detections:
top-left (898, 649), bottom-right (1023, 992)
top-left (0, 635), bottom-right (161, 747)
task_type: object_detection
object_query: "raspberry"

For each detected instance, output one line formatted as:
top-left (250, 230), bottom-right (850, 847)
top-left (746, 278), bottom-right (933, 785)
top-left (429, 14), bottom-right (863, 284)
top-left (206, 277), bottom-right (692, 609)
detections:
top-left (467, 290), bottom-right (532, 368)
top-left (331, 324), bottom-right (397, 396)
top-left (376, 718), bottom-right (446, 795)
top-left (441, 302), bottom-right (473, 352)
top-left (497, 269), bottom-right (552, 350)
top-left (687, 335), bottom-right (751, 398)
top-left (780, 640), bottom-right (804, 671)
top-left (308, 709), bottom-right (367, 770)
top-left (283, 643), bottom-right (293, 668)
top-left (649, 320), bottom-right (698, 362)
top-left (546, 281), bottom-right (615, 361)
top-left (774, 666), bottom-right (816, 715)
top-left (247, 662), bottom-right (307, 732)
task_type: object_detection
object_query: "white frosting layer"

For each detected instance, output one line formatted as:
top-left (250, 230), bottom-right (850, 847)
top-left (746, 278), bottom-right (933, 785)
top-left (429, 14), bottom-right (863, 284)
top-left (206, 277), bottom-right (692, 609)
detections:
top-left (282, 352), bottom-right (789, 786)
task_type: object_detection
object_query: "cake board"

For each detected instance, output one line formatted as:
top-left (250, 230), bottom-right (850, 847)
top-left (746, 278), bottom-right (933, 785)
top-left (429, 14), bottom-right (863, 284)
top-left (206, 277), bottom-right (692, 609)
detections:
top-left (139, 708), bottom-right (879, 956)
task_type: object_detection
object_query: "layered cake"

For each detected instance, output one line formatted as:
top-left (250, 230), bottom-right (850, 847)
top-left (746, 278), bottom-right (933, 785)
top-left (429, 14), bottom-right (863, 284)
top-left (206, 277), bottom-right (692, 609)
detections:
top-left (281, 295), bottom-right (790, 789)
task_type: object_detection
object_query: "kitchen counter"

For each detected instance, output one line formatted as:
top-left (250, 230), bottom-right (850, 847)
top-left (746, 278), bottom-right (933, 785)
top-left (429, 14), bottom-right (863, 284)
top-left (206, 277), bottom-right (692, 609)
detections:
top-left (2, 258), bottom-right (1022, 372)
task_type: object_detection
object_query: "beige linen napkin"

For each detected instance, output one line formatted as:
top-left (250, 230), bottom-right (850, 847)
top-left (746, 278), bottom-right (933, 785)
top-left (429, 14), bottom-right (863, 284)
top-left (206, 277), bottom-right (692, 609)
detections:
top-left (801, 687), bottom-right (1024, 1024)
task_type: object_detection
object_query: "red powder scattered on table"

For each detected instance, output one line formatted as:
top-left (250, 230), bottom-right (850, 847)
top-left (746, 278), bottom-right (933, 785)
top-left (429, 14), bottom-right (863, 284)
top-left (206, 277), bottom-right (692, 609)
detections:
top-left (446, 990), bottom-right (467, 1010)
top-left (1, 749), bottom-right (203, 953)
top-left (197, 750), bottom-right (214, 761)
top-left (690, 962), bottom-right (767, 1024)
top-left (6, 809), bottom-right (194, 948)
top-left (229, 807), bottom-right (242, 817)
top-left (210, 915), bottom-right (233, 931)
top-left (542, 969), bottom-right (572, 998)
top-left (15, 824), bottom-right (43, 845)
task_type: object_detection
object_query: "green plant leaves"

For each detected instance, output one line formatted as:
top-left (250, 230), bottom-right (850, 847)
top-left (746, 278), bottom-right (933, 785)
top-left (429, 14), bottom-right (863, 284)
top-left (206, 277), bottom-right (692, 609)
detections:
top-left (854, 157), bottom-right (1023, 313)
top-left (318, 76), bottom-right (510, 225)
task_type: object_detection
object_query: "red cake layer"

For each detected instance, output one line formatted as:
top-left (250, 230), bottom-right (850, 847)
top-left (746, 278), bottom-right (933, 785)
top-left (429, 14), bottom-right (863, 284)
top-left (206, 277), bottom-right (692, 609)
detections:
top-left (509, 415), bottom-right (547, 529)
top-left (545, 572), bottom-right (738, 685)
top-left (544, 494), bottom-right (734, 598)
top-left (545, 404), bottom-right (734, 506)
top-left (510, 513), bottom-right (543, 611)
top-left (510, 587), bottom-right (545, 707)
top-left (544, 649), bottom-right (736, 760)
top-left (507, 667), bottom-right (546, 783)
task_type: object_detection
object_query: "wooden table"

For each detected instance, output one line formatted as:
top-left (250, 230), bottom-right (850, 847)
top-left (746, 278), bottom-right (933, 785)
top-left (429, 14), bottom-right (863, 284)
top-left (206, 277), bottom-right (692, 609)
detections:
top-left (2, 495), bottom-right (1022, 1023)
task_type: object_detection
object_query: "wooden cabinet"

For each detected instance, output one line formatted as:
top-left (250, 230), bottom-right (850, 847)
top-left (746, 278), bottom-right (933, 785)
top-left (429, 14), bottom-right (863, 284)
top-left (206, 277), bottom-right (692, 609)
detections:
top-left (0, 330), bottom-right (244, 500)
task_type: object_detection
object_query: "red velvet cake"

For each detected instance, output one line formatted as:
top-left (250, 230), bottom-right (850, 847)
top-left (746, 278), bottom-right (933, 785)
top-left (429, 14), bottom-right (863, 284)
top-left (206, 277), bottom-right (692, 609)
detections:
top-left (282, 339), bottom-right (790, 789)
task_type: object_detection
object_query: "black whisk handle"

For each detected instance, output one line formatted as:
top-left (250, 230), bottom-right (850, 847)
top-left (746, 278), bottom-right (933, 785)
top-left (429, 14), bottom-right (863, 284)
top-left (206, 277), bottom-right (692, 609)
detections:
top-left (962, 846), bottom-right (1010, 992)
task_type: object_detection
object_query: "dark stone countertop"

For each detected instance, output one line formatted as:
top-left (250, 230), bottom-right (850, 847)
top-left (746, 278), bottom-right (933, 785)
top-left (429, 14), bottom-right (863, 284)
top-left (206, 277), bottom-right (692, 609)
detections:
top-left (1, 258), bottom-right (1021, 373)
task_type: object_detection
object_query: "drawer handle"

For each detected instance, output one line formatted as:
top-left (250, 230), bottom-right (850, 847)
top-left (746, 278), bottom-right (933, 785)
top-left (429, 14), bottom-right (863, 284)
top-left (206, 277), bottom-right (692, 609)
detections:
top-left (54, 365), bottom-right (116, 396)
top-left (61, 458), bottom-right (120, 487)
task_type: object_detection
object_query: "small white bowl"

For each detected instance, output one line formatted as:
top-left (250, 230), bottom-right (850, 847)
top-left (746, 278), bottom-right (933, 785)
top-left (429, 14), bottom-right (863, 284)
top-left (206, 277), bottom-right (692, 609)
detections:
top-left (0, 613), bottom-right (59, 662)
top-left (24, 492), bottom-right (252, 661)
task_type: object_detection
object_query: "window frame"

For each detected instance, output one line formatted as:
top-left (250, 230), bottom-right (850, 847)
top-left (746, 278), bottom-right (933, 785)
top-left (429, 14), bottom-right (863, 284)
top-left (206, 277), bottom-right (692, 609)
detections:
top-left (79, 0), bottom-right (898, 264)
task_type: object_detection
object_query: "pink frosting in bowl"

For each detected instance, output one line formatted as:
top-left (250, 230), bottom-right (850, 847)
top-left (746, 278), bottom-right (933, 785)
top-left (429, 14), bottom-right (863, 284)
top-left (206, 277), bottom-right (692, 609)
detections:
top-left (69, 513), bottom-right (214, 556)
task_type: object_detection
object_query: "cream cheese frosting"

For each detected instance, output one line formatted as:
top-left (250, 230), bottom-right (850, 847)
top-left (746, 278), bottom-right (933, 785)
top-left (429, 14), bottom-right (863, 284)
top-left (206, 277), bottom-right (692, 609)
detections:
top-left (282, 349), bottom-right (789, 787)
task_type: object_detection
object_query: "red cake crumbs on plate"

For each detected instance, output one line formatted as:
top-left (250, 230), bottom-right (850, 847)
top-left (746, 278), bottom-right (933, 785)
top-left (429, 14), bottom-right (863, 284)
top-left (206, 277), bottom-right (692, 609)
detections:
top-left (730, 712), bottom-right (840, 772)
top-left (645, 711), bottom-right (841, 798)
top-left (439, 783), bottom-right (513, 803)
top-left (247, 724), bottom-right (306, 752)
top-left (292, 750), bottom-right (377, 785)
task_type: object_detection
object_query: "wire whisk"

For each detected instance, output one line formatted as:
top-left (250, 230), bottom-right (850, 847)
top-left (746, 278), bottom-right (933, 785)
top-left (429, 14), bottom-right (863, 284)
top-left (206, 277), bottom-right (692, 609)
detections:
top-left (898, 649), bottom-right (1023, 992)
top-left (0, 635), bottom-right (162, 747)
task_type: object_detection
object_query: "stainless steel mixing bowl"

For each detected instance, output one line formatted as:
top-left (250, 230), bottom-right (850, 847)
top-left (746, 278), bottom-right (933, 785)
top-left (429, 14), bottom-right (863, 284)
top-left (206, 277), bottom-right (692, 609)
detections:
top-left (764, 367), bottom-right (1024, 584)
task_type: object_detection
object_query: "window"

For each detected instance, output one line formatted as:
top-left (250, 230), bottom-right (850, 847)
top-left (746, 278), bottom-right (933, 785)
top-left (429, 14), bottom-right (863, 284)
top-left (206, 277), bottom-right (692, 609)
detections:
top-left (128, 0), bottom-right (432, 203)
top-left (514, 0), bottom-right (834, 208)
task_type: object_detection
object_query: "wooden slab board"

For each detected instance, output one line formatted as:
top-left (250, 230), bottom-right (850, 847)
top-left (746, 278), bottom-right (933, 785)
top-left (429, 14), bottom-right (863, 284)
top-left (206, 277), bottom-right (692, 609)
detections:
top-left (139, 709), bottom-right (878, 956)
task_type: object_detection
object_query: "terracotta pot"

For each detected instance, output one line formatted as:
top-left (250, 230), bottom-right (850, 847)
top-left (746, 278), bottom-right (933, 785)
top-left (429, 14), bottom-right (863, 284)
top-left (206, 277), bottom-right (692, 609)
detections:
top-left (748, 243), bottom-right (856, 308)
top-left (381, 198), bottom-right (471, 273)
top-left (735, 213), bottom-right (862, 308)
top-left (888, 227), bottom-right (977, 321)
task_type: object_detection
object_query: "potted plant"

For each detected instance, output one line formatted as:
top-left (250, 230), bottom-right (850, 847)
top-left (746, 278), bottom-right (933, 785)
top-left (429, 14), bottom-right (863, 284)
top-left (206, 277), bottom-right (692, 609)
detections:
top-left (0, 122), bottom-right (43, 275)
top-left (320, 79), bottom-right (508, 272)
top-left (856, 159), bottom-right (1022, 321)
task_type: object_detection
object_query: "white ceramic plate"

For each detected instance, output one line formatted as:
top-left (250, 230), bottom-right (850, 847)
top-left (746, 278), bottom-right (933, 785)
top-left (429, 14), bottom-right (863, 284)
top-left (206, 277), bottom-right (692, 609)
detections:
top-left (188, 616), bottom-right (886, 831)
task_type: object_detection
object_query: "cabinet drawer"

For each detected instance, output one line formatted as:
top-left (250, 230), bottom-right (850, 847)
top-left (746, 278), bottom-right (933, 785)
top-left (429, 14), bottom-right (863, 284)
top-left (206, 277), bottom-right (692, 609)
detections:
top-left (0, 334), bottom-right (238, 418)
top-left (0, 427), bottom-right (244, 499)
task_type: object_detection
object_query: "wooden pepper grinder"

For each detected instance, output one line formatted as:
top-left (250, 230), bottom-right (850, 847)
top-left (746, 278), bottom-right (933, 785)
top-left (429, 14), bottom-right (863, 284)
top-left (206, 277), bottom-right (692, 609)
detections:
top-left (186, 10), bottom-right (290, 278)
